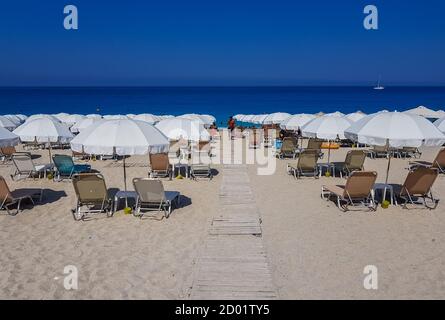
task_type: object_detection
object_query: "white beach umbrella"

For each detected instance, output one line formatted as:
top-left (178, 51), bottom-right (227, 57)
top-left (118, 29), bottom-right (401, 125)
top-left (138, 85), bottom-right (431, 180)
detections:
top-left (404, 106), bottom-right (441, 119)
top-left (3, 115), bottom-right (22, 126)
top-left (178, 114), bottom-right (213, 127)
top-left (26, 114), bottom-right (60, 123)
top-left (156, 118), bottom-right (210, 142)
top-left (302, 115), bottom-right (353, 164)
top-left (126, 114), bottom-right (136, 119)
top-left (240, 115), bottom-right (256, 123)
top-left (86, 114), bottom-right (102, 119)
top-left (13, 118), bottom-right (74, 163)
top-left (200, 114), bottom-right (216, 125)
top-left (436, 110), bottom-right (445, 117)
top-left (433, 117), bottom-right (445, 133)
top-left (70, 118), bottom-right (101, 133)
top-left (263, 112), bottom-right (291, 125)
top-left (251, 114), bottom-right (269, 125)
top-left (71, 119), bottom-right (169, 195)
top-left (133, 113), bottom-right (158, 124)
top-left (233, 114), bottom-right (245, 121)
top-left (280, 114), bottom-right (316, 130)
top-left (103, 115), bottom-right (128, 120)
top-left (58, 114), bottom-right (85, 126)
top-left (302, 115), bottom-right (353, 140)
top-left (345, 111), bottom-right (445, 183)
top-left (0, 126), bottom-right (20, 148)
top-left (315, 112), bottom-right (325, 117)
top-left (325, 111), bottom-right (345, 117)
top-left (345, 111), bottom-right (367, 122)
top-left (15, 114), bottom-right (28, 122)
top-left (0, 116), bottom-right (17, 131)
top-left (13, 118), bottom-right (73, 144)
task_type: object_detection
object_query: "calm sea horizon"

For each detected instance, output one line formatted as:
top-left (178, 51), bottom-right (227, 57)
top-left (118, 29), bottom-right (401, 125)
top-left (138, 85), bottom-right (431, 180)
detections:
top-left (1, 86), bottom-right (444, 126)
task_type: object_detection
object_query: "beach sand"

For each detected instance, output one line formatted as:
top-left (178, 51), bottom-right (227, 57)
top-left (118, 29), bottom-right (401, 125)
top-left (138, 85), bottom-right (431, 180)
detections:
top-left (1, 141), bottom-right (444, 299)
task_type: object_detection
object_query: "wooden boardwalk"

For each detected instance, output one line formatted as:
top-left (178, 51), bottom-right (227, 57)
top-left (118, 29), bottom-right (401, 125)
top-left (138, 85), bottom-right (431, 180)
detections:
top-left (190, 165), bottom-right (277, 299)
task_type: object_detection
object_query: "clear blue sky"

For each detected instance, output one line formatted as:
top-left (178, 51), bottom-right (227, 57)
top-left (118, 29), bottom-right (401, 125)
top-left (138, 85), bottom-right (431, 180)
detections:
top-left (1, 0), bottom-right (444, 86)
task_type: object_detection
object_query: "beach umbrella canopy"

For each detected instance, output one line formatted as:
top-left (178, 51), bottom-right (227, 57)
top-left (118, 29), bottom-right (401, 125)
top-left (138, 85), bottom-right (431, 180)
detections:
top-left (0, 116), bottom-right (17, 131)
top-left (200, 114), bottom-right (216, 124)
top-left (133, 113), bottom-right (158, 124)
top-left (233, 114), bottom-right (245, 121)
top-left (103, 115), bottom-right (128, 120)
top-left (13, 118), bottom-right (74, 143)
top-left (436, 110), bottom-right (445, 117)
top-left (15, 114), bottom-right (28, 122)
top-left (315, 112), bottom-right (325, 117)
top-left (240, 115), bottom-right (256, 123)
top-left (251, 114), bottom-right (269, 124)
top-left (26, 114), bottom-right (60, 123)
top-left (325, 111), bottom-right (345, 117)
top-left (280, 114), bottom-right (316, 130)
top-left (404, 106), bottom-right (441, 119)
top-left (0, 127), bottom-right (20, 148)
top-left (57, 114), bottom-right (85, 126)
top-left (345, 112), bottom-right (445, 148)
top-left (70, 118), bottom-right (101, 133)
top-left (156, 118), bottom-right (210, 142)
top-left (344, 111), bottom-right (366, 122)
top-left (86, 114), bottom-right (102, 119)
top-left (3, 115), bottom-right (22, 126)
top-left (71, 119), bottom-right (169, 156)
top-left (301, 115), bottom-right (353, 140)
top-left (434, 117), bottom-right (445, 133)
top-left (71, 119), bottom-right (169, 196)
top-left (177, 114), bottom-right (212, 127)
top-left (345, 112), bottom-right (445, 184)
top-left (263, 112), bottom-right (291, 125)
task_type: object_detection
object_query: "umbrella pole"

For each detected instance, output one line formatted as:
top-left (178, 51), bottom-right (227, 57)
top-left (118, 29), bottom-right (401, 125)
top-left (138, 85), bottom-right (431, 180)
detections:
top-left (383, 152), bottom-right (392, 203)
top-left (327, 140), bottom-right (331, 164)
top-left (123, 156), bottom-right (128, 208)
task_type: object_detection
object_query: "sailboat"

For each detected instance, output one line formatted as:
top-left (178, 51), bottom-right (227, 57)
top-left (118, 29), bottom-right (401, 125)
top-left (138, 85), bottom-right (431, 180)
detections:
top-left (374, 75), bottom-right (385, 90)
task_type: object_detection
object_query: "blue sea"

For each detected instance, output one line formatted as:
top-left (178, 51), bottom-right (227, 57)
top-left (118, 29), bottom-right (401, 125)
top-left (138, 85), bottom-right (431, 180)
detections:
top-left (1, 87), bottom-right (444, 126)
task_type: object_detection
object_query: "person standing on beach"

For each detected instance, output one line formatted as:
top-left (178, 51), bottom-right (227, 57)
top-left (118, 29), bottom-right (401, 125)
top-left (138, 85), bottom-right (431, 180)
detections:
top-left (227, 116), bottom-right (236, 139)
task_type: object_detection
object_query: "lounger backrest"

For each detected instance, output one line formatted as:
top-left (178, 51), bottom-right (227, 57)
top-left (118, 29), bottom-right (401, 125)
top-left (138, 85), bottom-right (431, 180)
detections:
top-left (72, 173), bottom-right (108, 203)
top-left (249, 130), bottom-right (260, 145)
top-left (400, 167), bottom-right (438, 197)
top-left (53, 154), bottom-right (74, 175)
top-left (345, 150), bottom-right (366, 170)
top-left (307, 138), bottom-right (322, 150)
top-left (0, 176), bottom-right (12, 203)
top-left (133, 178), bottom-right (165, 203)
top-left (433, 149), bottom-right (445, 169)
top-left (281, 137), bottom-right (297, 152)
top-left (198, 141), bottom-right (210, 150)
top-left (0, 146), bottom-right (16, 156)
top-left (150, 153), bottom-right (170, 171)
top-left (344, 171), bottom-right (377, 198)
top-left (298, 150), bottom-right (318, 170)
top-left (12, 152), bottom-right (35, 173)
top-left (373, 145), bottom-right (388, 152)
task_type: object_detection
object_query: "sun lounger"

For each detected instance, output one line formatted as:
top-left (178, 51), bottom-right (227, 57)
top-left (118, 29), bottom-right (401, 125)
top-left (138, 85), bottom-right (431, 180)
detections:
top-left (394, 167), bottom-right (439, 209)
top-left (190, 164), bottom-right (213, 180)
top-left (331, 150), bottom-right (366, 178)
top-left (11, 152), bottom-right (53, 180)
top-left (287, 150), bottom-right (319, 179)
top-left (133, 178), bottom-right (181, 218)
top-left (248, 130), bottom-right (261, 149)
top-left (0, 175), bottom-right (43, 215)
top-left (409, 148), bottom-right (445, 174)
top-left (71, 173), bottom-right (114, 220)
top-left (321, 171), bottom-right (378, 212)
top-left (52, 154), bottom-right (91, 181)
top-left (149, 153), bottom-right (173, 179)
top-left (394, 147), bottom-right (422, 159)
top-left (368, 145), bottom-right (391, 159)
top-left (277, 137), bottom-right (298, 159)
top-left (0, 146), bottom-right (16, 163)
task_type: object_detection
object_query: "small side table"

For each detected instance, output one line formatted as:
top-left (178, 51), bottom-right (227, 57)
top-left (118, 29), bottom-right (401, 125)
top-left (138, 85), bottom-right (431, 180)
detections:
top-left (372, 183), bottom-right (397, 205)
top-left (317, 163), bottom-right (333, 177)
top-left (113, 191), bottom-right (138, 213)
top-left (174, 163), bottom-right (189, 179)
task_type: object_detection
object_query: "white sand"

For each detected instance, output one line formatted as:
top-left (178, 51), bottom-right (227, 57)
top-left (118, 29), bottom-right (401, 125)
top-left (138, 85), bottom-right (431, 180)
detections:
top-left (1, 142), bottom-right (445, 299)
